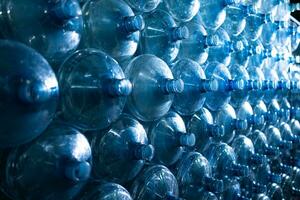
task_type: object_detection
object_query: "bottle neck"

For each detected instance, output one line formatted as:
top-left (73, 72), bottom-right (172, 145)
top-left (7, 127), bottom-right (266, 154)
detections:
top-left (169, 26), bottom-right (189, 42)
top-left (119, 15), bottom-right (145, 34)
top-left (159, 78), bottom-right (184, 94)
top-left (178, 132), bottom-right (196, 147)
top-left (133, 143), bottom-right (154, 161)
top-left (64, 161), bottom-right (91, 182)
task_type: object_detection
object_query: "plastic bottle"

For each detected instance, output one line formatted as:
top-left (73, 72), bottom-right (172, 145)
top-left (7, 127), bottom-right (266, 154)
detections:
top-left (58, 49), bottom-right (132, 130)
top-left (0, 40), bottom-right (59, 147)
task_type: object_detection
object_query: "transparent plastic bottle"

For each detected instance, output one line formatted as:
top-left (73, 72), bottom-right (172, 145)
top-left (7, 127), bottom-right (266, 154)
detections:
top-left (0, 0), bottom-right (83, 65)
top-left (140, 10), bottom-right (188, 64)
top-left (197, 0), bottom-right (240, 32)
top-left (177, 16), bottom-right (220, 65)
top-left (221, 5), bottom-right (248, 36)
top-left (125, 54), bottom-right (183, 122)
top-left (207, 28), bottom-right (239, 67)
top-left (188, 108), bottom-right (224, 152)
top-left (229, 64), bottom-right (250, 108)
top-left (0, 40), bottom-right (59, 147)
top-left (264, 125), bottom-right (293, 151)
top-left (2, 122), bottom-right (92, 200)
top-left (149, 111), bottom-right (195, 166)
top-left (175, 152), bottom-right (224, 194)
top-left (253, 163), bottom-right (282, 186)
top-left (58, 49), bottom-right (132, 130)
top-left (131, 165), bottom-right (179, 200)
top-left (242, 13), bottom-right (273, 41)
top-left (203, 142), bottom-right (249, 179)
top-left (235, 101), bottom-right (265, 136)
top-left (231, 135), bottom-right (267, 167)
top-left (90, 114), bottom-right (154, 184)
top-left (82, 0), bottom-right (144, 61)
top-left (171, 59), bottom-right (217, 116)
top-left (204, 62), bottom-right (244, 111)
top-left (248, 130), bottom-right (280, 157)
top-left (163, 0), bottom-right (200, 22)
top-left (213, 103), bottom-right (248, 144)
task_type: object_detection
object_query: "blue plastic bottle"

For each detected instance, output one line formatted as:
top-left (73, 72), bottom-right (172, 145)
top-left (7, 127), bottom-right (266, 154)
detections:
top-left (242, 13), bottom-right (273, 41)
top-left (175, 152), bottom-right (224, 194)
top-left (264, 125), bottom-right (293, 151)
top-left (0, 40), bottom-right (59, 147)
top-left (2, 122), bottom-right (92, 200)
top-left (131, 165), bottom-right (179, 200)
top-left (77, 182), bottom-right (133, 200)
top-left (90, 114), bottom-right (154, 184)
top-left (207, 28), bottom-right (239, 67)
top-left (213, 103), bottom-right (248, 143)
top-left (171, 59), bottom-right (217, 116)
top-left (149, 112), bottom-right (195, 166)
top-left (163, 0), bottom-right (200, 22)
top-left (81, 0), bottom-right (144, 61)
top-left (140, 10), bottom-right (189, 64)
top-left (231, 135), bottom-right (267, 167)
top-left (0, 0), bottom-right (83, 65)
top-left (248, 130), bottom-right (280, 157)
top-left (235, 101), bottom-right (265, 136)
top-left (58, 49), bottom-right (132, 130)
top-left (203, 142), bottom-right (249, 179)
top-left (204, 62), bottom-right (245, 111)
top-left (221, 5), bottom-right (248, 36)
top-left (125, 54), bottom-right (183, 122)
top-left (197, 0), bottom-right (240, 32)
top-left (229, 64), bottom-right (251, 108)
top-left (177, 16), bottom-right (220, 65)
top-left (188, 108), bottom-right (224, 152)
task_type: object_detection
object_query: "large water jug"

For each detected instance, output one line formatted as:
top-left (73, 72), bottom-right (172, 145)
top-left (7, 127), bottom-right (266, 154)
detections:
top-left (163, 0), bottom-right (200, 22)
top-left (251, 100), bottom-right (269, 130)
top-left (203, 142), bottom-right (249, 179)
top-left (242, 13), bottom-right (273, 41)
top-left (90, 114), bottom-right (154, 184)
top-left (0, 0), bottom-right (83, 65)
top-left (0, 40), bottom-right (59, 147)
top-left (177, 16), bottom-right (220, 65)
top-left (171, 59), bottom-right (215, 116)
top-left (235, 101), bottom-right (265, 136)
top-left (264, 125), bottom-right (293, 151)
top-left (130, 165), bottom-right (179, 200)
top-left (140, 10), bottom-right (188, 64)
top-left (124, 0), bottom-right (161, 12)
top-left (221, 5), bottom-right (248, 36)
top-left (231, 135), bottom-right (267, 167)
top-left (175, 152), bottom-right (224, 194)
top-left (149, 111), bottom-right (195, 166)
top-left (253, 163), bottom-right (282, 186)
top-left (188, 108), bottom-right (224, 152)
top-left (1, 122), bottom-right (92, 200)
top-left (124, 54), bottom-right (183, 122)
top-left (207, 28), bottom-right (238, 67)
top-left (58, 49), bottom-right (132, 130)
top-left (77, 182), bottom-right (132, 200)
top-left (248, 130), bottom-right (280, 157)
top-left (204, 62), bottom-right (244, 111)
top-left (197, 0), bottom-right (240, 32)
top-left (230, 35), bottom-right (252, 67)
top-left (81, 0), bottom-right (143, 61)
top-left (229, 64), bottom-right (251, 108)
top-left (213, 104), bottom-right (248, 144)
